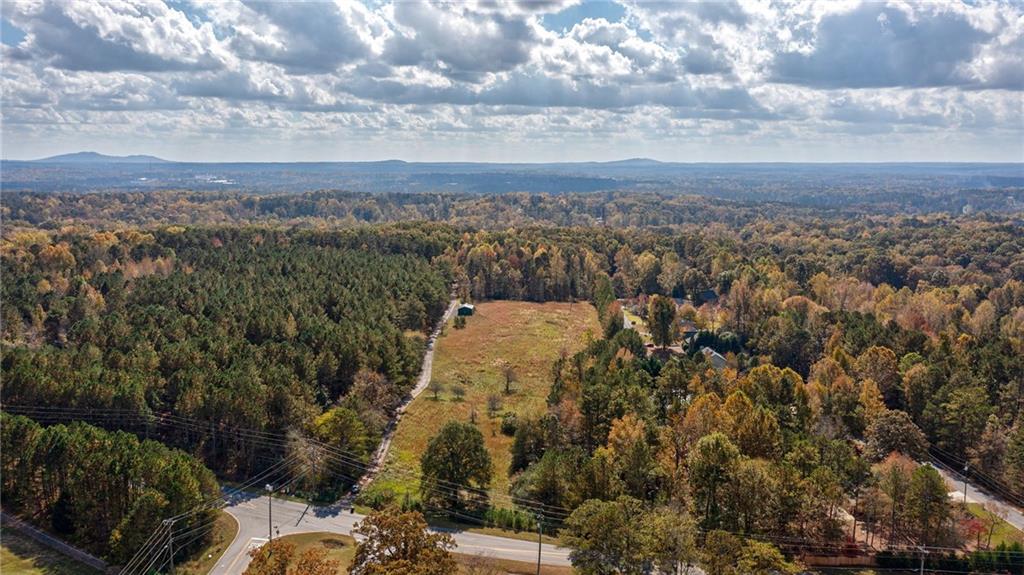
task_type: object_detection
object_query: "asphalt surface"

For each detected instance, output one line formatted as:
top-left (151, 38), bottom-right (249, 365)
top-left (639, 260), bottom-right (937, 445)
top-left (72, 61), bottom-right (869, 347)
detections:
top-left (208, 493), bottom-right (572, 574)
top-left (930, 461), bottom-right (1024, 532)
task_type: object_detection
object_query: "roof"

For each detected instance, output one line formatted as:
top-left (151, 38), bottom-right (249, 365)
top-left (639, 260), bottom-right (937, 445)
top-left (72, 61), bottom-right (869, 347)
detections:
top-left (459, 303), bottom-right (475, 310)
top-left (701, 346), bottom-right (728, 369)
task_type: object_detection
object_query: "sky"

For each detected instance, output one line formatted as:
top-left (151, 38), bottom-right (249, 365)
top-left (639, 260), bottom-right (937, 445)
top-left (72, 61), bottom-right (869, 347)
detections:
top-left (1, 0), bottom-right (1022, 163)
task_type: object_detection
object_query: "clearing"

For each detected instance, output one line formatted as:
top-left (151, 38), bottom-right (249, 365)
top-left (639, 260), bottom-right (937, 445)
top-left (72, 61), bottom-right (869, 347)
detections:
top-left (367, 300), bottom-right (599, 505)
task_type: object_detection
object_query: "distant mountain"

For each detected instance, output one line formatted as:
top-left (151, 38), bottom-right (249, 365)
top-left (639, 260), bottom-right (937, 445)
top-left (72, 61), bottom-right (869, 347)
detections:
top-left (597, 158), bottom-right (665, 167)
top-left (34, 151), bottom-right (171, 164)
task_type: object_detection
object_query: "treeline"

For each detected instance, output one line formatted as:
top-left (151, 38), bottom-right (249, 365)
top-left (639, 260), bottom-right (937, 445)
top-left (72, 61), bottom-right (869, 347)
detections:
top-left (1, 226), bottom-right (451, 475)
top-left (2, 189), bottom-right (859, 230)
top-left (0, 413), bottom-right (218, 563)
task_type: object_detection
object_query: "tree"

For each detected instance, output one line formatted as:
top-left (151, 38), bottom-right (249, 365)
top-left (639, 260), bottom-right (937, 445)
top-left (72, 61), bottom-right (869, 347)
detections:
top-left (855, 346), bottom-right (901, 407)
top-left (648, 295), bottom-right (678, 349)
top-left (245, 539), bottom-right (295, 575)
top-left (290, 546), bottom-right (340, 575)
top-left (864, 410), bottom-right (928, 461)
top-left (563, 495), bottom-right (651, 575)
top-left (312, 407), bottom-right (370, 462)
top-left (420, 421), bottom-right (492, 508)
top-left (907, 465), bottom-right (950, 544)
top-left (876, 454), bottom-right (915, 542)
top-left (967, 415), bottom-right (1008, 479)
top-left (429, 381), bottom-right (445, 400)
top-left (700, 530), bottom-right (743, 575)
top-left (350, 508), bottom-right (457, 575)
top-left (979, 502), bottom-right (1009, 549)
top-left (688, 433), bottom-right (740, 528)
top-left (641, 506), bottom-right (698, 575)
top-left (737, 540), bottom-right (800, 575)
top-left (494, 358), bottom-right (517, 394)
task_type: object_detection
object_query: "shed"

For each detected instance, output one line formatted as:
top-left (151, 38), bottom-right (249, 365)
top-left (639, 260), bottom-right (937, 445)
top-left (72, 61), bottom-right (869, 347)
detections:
top-left (457, 303), bottom-right (476, 316)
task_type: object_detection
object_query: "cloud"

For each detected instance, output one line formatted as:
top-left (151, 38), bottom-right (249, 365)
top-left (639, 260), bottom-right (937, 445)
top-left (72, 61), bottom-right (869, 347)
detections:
top-left (771, 4), bottom-right (992, 89)
top-left (383, 2), bottom-right (539, 81)
top-left (0, 0), bottom-right (1021, 162)
top-left (205, 0), bottom-right (386, 74)
top-left (3, 0), bottom-right (226, 72)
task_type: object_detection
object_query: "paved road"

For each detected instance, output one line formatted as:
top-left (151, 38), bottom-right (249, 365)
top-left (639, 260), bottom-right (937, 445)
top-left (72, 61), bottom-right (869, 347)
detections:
top-left (930, 461), bottom-right (1024, 532)
top-left (208, 493), bottom-right (571, 574)
top-left (358, 298), bottom-right (457, 489)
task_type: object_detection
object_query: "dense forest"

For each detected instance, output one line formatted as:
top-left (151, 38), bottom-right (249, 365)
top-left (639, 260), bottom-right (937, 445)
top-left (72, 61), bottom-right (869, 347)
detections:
top-left (0, 413), bottom-right (218, 563)
top-left (1, 226), bottom-right (451, 476)
top-left (7, 188), bottom-right (1023, 231)
top-left (2, 193), bottom-right (1023, 571)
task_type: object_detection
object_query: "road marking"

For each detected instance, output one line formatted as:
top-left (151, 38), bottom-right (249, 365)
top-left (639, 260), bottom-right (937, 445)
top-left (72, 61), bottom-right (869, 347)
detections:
top-left (222, 537), bottom-right (268, 575)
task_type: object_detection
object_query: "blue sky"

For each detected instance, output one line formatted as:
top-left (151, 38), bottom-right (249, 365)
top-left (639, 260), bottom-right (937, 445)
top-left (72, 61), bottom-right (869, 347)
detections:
top-left (1, 0), bottom-right (1021, 162)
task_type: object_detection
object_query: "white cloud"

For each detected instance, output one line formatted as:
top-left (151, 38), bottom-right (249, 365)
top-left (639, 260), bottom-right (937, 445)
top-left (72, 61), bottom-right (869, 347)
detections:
top-left (0, 0), bottom-right (1021, 161)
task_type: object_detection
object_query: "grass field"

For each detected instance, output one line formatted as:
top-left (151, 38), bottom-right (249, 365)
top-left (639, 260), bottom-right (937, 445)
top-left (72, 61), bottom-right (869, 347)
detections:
top-left (966, 503), bottom-right (1024, 547)
top-left (369, 300), bottom-right (599, 505)
top-left (0, 530), bottom-right (100, 575)
top-left (275, 531), bottom-right (572, 574)
top-left (177, 512), bottom-right (239, 575)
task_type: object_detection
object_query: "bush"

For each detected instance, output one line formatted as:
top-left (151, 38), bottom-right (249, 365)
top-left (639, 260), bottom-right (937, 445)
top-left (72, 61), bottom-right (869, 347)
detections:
top-left (500, 413), bottom-right (518, 436)
top-left (357, 488), bottom-right (396, 510)
top-left (454, 316), bottom-right (467, 329)
top-left (483, 507), bottom-right (539, 533)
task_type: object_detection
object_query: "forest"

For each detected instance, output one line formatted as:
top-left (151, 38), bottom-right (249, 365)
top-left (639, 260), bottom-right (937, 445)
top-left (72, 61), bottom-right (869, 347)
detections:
top-left (2, 193), bottom-right (1023, 572)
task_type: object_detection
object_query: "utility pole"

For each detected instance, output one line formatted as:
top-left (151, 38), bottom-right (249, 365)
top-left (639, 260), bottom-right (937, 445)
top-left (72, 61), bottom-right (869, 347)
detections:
top-left (535, 513), bottom-right (543, 575)
top-left (266, 483), bottom-right (274, 540)
top-left (163, 518), bottom-right (176, 574)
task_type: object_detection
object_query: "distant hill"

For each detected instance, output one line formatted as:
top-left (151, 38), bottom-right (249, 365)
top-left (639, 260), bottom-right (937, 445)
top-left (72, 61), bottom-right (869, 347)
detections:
top-left (34, 151), bottom-right (171, 164)
top-left (597, 158), bottom-right (665, 167)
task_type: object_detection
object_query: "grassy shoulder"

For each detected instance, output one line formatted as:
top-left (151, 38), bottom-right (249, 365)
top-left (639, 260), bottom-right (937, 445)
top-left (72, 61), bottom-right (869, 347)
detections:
top-left (273, 532), bottom-right (571, 575)
top-left (177, 511), bottom-right (239, 575)
top-left (0, 530), bottom-right (101, 575)
top-left (965, 503), bottom-right (1024, 547)
top-left (367, 300), bottom-right (599, 506)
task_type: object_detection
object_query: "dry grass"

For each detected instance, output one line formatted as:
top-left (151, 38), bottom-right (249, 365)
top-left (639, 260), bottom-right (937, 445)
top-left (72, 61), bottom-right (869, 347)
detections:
top-left (370, 301), bottom-right (599, 503)
top-left (178, 512), bottom-right (239, 575)
top-left (0, 531), bottom-right (101, 575)
top-left (277, 532), bottom-right (357, 570)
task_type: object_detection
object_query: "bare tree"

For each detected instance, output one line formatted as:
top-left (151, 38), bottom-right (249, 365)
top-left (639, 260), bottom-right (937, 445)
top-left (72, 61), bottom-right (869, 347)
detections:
top-left (494, 359), bottom-right (517, 395)
top-left (981, 502), bottom-right (1008, 549)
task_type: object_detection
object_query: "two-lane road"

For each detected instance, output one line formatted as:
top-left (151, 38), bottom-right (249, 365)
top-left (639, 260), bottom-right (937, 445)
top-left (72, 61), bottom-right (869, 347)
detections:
top-left (209, 492), bottom-right (571, 574)
top-left (930, 460), bottom-right (1024, 532)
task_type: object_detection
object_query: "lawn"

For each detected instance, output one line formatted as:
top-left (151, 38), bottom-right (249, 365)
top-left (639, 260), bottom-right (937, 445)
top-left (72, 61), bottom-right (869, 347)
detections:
top-left (0, 530), bottom-right (101, 575)
top-left (966, 503), bottom-right (1024, 547)
top-left (275, 532), bottom-right (572, 574)
top-left (277, 532), bottom-right (358, 570)
top-left (368, 301), bottom-right (599, 506)
top-left (177, 511), bottom-right (239, 575)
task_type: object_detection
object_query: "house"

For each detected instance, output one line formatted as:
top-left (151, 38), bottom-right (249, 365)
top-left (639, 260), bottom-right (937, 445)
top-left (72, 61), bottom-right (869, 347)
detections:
top-left (701, 346), bottom-right (728, 369)
top-left (457, 303), bottom-right (475, 316)
top-left (699, 289), bottom-right (719, 305)
top-left (678, 320), bottom-right (698, 338)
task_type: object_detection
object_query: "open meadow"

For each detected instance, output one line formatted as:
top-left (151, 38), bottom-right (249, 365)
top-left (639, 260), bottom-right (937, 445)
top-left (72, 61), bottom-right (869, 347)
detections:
top-left (368, 300), bottom-right (599, 504)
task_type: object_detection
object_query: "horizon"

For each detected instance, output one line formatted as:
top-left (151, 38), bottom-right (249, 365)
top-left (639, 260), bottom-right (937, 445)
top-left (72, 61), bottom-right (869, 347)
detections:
top-left (10, 150), bottom-right (1024, 166)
